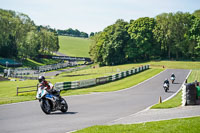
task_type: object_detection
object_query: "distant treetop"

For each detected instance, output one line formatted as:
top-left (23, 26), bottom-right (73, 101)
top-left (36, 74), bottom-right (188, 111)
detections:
top-left (57, 28), bottom-right (89, 38)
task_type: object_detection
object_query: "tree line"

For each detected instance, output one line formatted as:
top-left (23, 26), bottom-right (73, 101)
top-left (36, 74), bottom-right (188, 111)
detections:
top-left (57, 28), bottom-right (89, 38)
top-left (0, 9), bottom-right (59, 59)
top-left (89, 10), bottom-right (200, 66)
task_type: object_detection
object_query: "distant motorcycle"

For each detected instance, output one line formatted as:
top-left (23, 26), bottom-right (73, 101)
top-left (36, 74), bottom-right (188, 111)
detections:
top-left (163, 83), bottom-right (169, 92)
top-left (36, 83), bottom-right (68, 114)
top-left (170, 76), bottom-right (175, 84)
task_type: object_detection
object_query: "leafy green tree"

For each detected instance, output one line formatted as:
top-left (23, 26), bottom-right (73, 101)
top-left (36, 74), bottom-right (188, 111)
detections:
top-left (90, 32), bottom-right (95, 37)
top-left (153, 12), bottom-right (195, 59)
top-left (57, 28), bottom-right (88, 38)
top-left (128, 17), bottom-right (157, 60)
top-left (90, 19), bottom-right (130, 65)
top-left (189, 16), bottom-right (200, 58)
top-left (193, 9), bottom-right (200, 18)
top-left (0, 9), bottom-right (18, 57)
top-left (0, 8), bottom-right (59, 58)
top-left (172, 12), bottom-right (194, 59)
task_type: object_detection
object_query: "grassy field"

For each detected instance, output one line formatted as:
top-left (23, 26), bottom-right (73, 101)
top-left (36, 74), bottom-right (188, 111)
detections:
top-left (1, 61), bottom-right (200, 104)
top-left (58, 36), bottom-right (92, 57)
top-left (74, 116), bottom-right (200, 133)
top-left (22, 58), bottom-right (62, 67)
top-left (187, 70), bottom-right (200, 82)
top-left (142, 61), bottom-right (200, 69)
top-left (0, 64), bottom-right (162, 104)
top-left (61, 68), bottom-right (162, 96)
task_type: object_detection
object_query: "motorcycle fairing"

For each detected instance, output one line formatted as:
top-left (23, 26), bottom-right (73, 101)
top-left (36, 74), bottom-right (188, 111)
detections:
top-left (45, 93), bottom-right (53, 99)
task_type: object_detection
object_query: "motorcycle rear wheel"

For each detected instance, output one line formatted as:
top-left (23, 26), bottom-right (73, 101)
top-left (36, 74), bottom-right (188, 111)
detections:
top-left (164, 87), bottom-right (168, 92)
top-left (60, 98), bottom-right (68, 113)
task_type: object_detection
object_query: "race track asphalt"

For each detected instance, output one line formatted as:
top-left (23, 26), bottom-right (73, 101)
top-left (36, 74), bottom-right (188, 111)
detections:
top-left (0, 69), bottom-right (190, 133)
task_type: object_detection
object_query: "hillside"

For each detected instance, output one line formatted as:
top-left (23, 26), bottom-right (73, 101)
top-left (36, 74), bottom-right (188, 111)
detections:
top-left (58, 36), bottom-right (92, 57)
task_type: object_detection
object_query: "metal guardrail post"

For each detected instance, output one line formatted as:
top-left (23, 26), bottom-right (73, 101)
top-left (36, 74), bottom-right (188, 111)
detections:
top-left (17, 87), bottom-right (18, 96)
top-left (16, 85), bottom-right (38, 96)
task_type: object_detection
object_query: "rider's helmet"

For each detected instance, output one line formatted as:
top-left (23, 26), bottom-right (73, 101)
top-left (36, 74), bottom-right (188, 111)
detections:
top-left (165, 78), bottom-right (168, 81)
top-left (38, 76), bottom-right (45, 83)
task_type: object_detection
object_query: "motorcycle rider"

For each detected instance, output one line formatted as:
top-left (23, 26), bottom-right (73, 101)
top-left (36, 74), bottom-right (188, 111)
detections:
top-left (163, 78), bottom-right (169, 87)
top-left (171, 73), bottom-right (175, 78)
top-left (171, 73), bottom-right (175, 79)
top-left (38, 76), bottom-right (59, 96)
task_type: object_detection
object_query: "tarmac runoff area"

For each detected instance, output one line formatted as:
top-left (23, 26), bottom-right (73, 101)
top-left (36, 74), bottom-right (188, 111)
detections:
top-left (108, 105), bottom-right (200, 125)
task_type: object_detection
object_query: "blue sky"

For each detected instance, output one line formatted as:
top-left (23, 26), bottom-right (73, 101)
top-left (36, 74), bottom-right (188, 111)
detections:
top-left (1, 0), bottom-right (200, 34)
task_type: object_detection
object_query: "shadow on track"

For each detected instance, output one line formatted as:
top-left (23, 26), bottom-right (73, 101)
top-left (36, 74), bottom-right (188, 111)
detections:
top-left (50, 111), bottom-right (78, 115)
top-left (166, 90), bottom-right (175, 93)
top-left (172, 82), bottom-right (181, 84)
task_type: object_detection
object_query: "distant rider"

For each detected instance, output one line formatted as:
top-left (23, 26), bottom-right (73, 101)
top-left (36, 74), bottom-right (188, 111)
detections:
top-left (171, 73), bottom-right (175, 78)
top-left (163, 78), bottom-right (169, 87)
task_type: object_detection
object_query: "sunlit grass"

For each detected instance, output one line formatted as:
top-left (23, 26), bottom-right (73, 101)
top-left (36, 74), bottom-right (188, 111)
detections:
top-left (1, 60), bottom-right (200, 105)
top-left (0, 68), bottom-right (162, 104)
top-left (74, 117), bottom-right (200, 133)
top-left (187, 70), bottom-right (200, 83)
top-left (58, 36), bottom-right (92, 57)
top-left (147, 61), bottom-right (200, 69)
top-left (151, 91), bottom-right (182, 109)
top-left (61, 68), bottom-right (162, 96)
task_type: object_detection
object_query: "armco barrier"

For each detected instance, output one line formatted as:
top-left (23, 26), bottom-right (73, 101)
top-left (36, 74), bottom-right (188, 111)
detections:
top-left (54, 65), bottom-right (149, 90)
top-left (96, 77), bottom-right (109, 84)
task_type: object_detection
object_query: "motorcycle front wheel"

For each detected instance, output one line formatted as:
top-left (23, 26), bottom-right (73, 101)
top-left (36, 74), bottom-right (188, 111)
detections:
top-left (40, 99), bottom-right (51, 114)
top-left (60, 98), bottom-right (68, 113)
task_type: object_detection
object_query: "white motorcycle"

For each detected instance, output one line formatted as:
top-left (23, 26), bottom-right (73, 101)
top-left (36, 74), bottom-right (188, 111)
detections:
top-left (163, 83), bottom-right (169, 92)
top-left (171, 76), bottom-right (175, 84)
top-left (36, 83), bottom-right (68, 114)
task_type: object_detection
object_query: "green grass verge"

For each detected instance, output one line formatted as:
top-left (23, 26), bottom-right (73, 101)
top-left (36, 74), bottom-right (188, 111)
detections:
top-left (151, 91), bottom-right (182, 109)
top-left (1, 60), bottom-right (200, 105)
top-left (187, 70), bottom-right (200, 83)
top-left (22, 58), bottom-right (43, 67)
top-left (22, 58), bottom-right (61, 67)
top-left (74, 116), bottom-right (200, 133)
top-left (146, 61), bottom-right (200, 69)
top-left (58, 36), bottom-right (92, 57)
top-left (61, 68), bottom-right (162, 96)
top-left (56, 63), bottom-right (145, 81)
top-left (0, 68), bottom-right (162, 104)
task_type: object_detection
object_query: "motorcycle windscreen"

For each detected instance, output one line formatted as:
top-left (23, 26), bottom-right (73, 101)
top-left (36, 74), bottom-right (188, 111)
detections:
top-left (36, 87), bottom-right (42, 99)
